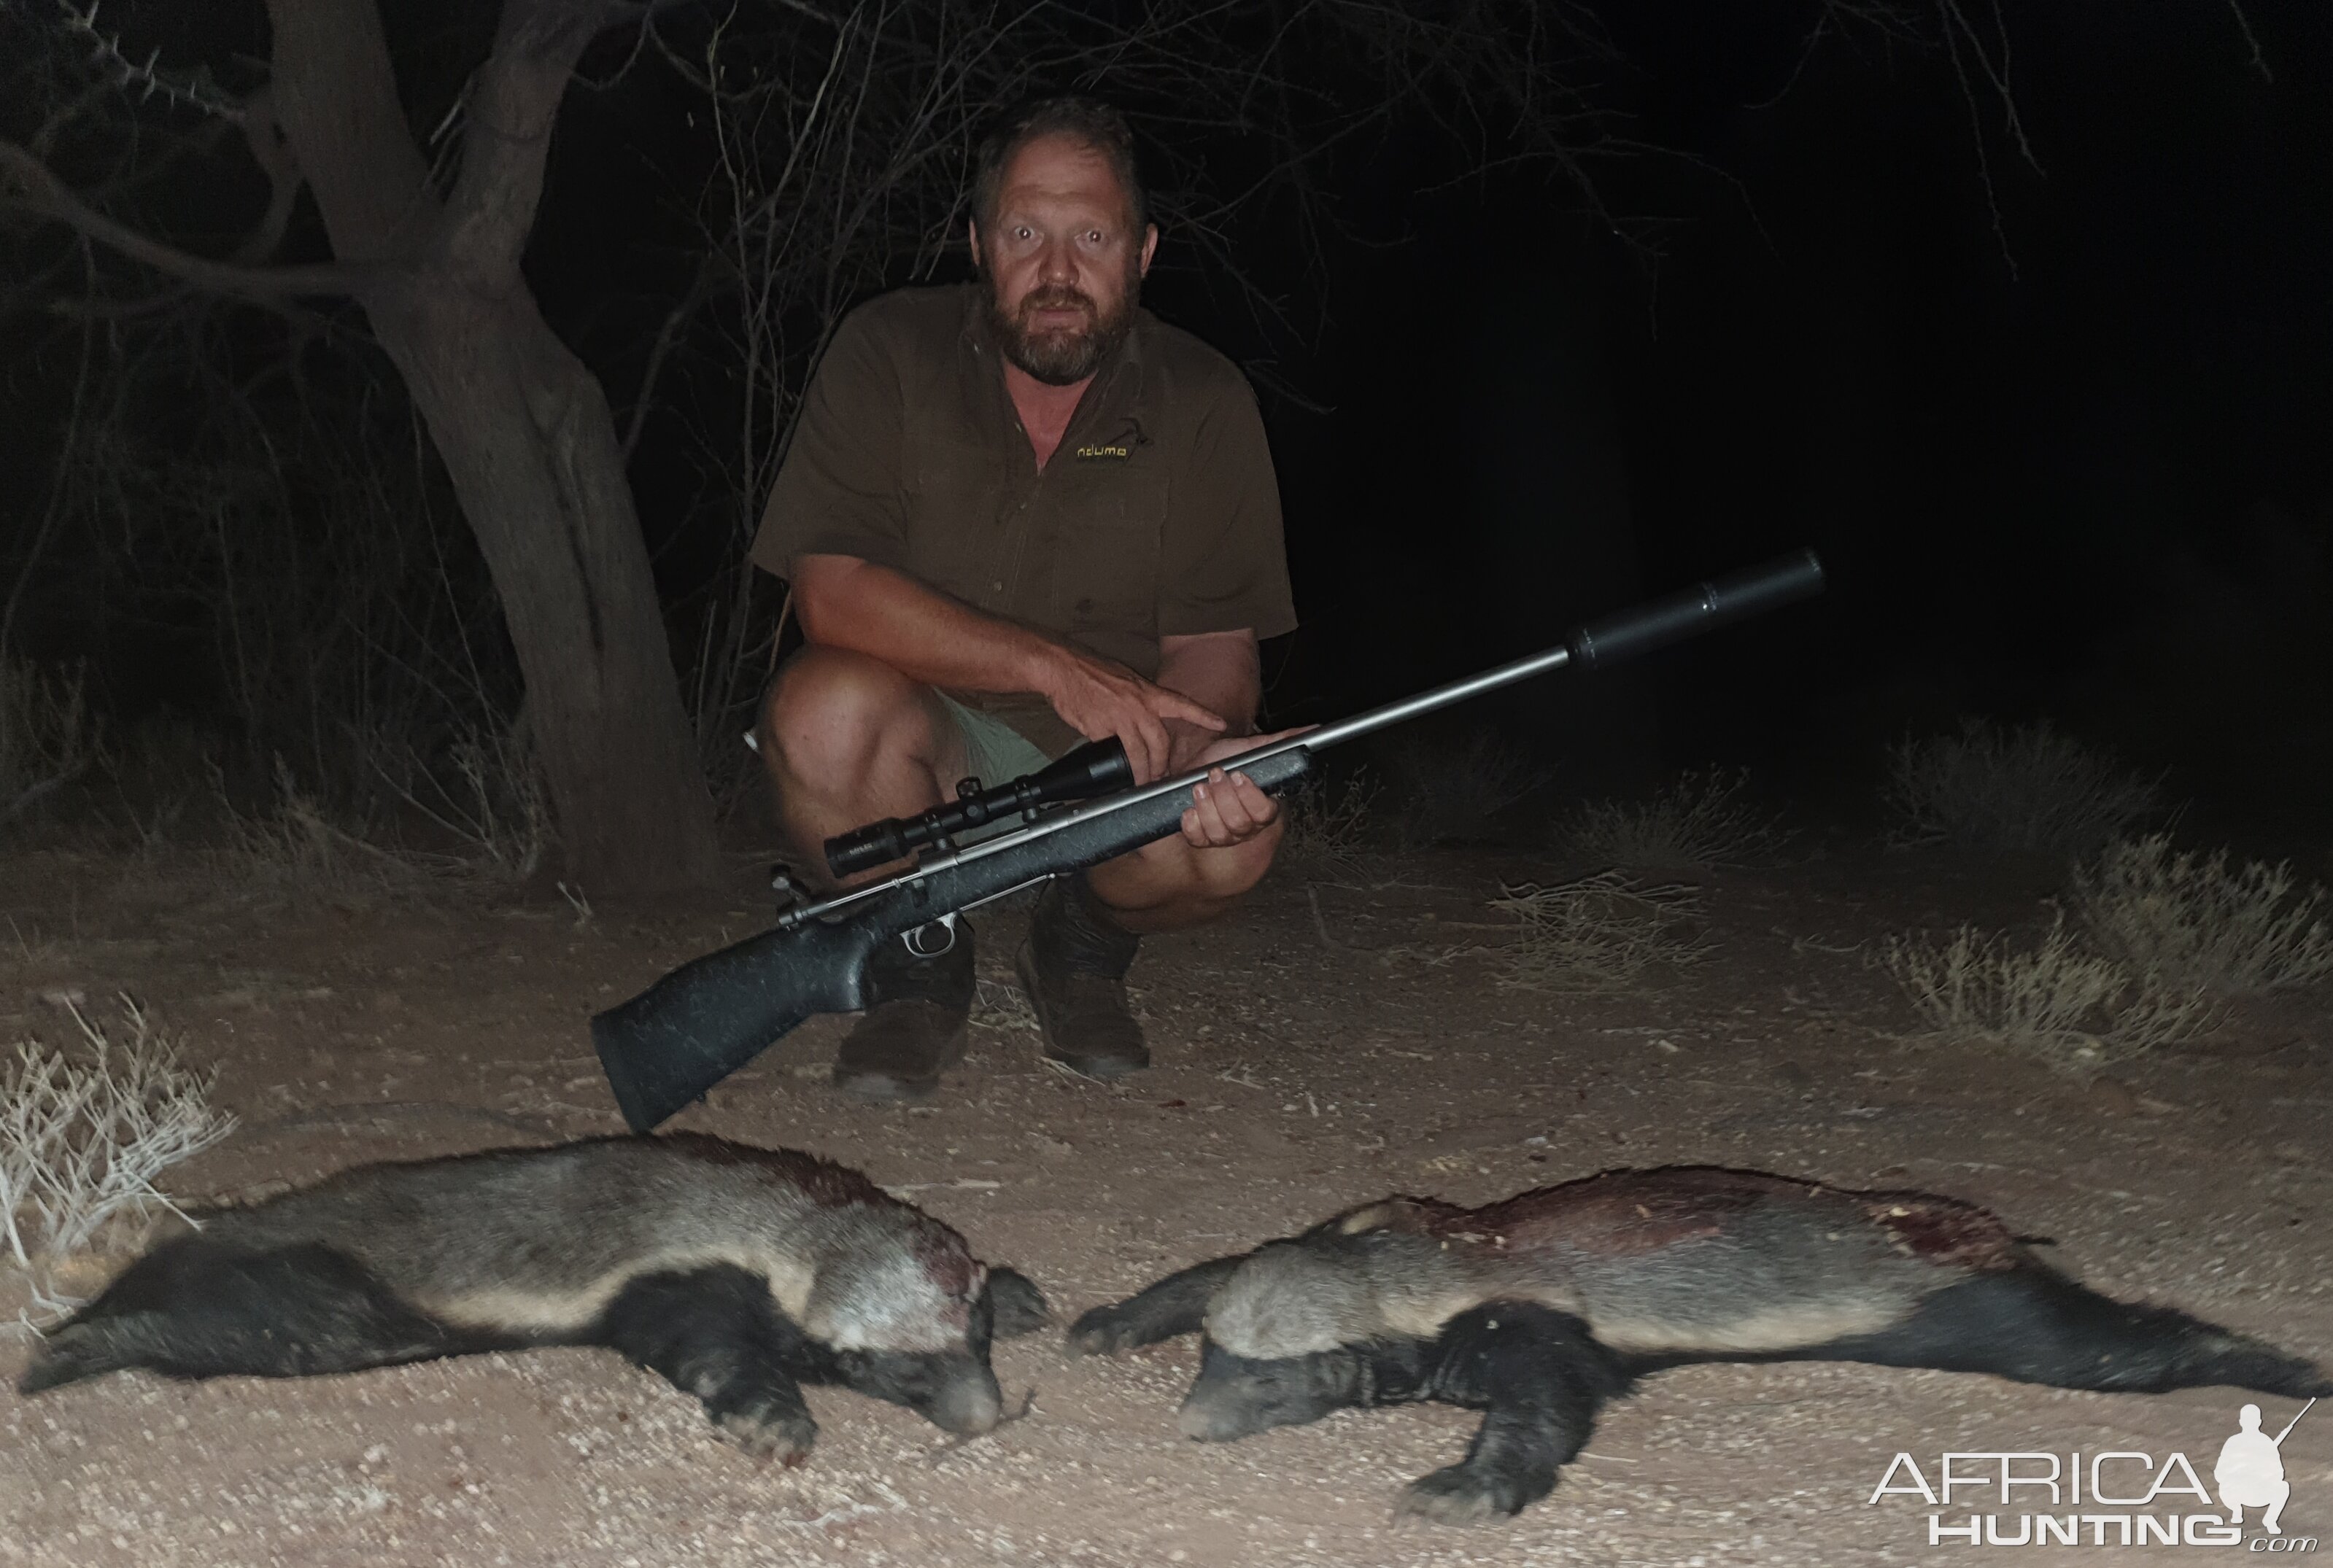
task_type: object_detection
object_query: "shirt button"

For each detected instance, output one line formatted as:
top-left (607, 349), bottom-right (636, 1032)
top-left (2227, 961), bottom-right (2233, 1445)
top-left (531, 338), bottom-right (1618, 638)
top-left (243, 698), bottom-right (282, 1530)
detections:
top-left (991, 581), bottom-right (1005, 592)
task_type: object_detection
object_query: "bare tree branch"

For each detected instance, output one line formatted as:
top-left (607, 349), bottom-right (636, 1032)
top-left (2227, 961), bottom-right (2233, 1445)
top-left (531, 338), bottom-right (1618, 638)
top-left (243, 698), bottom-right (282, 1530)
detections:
top-left (0, 139), bottom-right (386, 295)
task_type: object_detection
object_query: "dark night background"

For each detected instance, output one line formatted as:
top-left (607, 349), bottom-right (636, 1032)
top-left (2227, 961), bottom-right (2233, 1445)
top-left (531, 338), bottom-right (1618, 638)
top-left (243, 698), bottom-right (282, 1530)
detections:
top-left (4, 0), bottom-right (2329, 848)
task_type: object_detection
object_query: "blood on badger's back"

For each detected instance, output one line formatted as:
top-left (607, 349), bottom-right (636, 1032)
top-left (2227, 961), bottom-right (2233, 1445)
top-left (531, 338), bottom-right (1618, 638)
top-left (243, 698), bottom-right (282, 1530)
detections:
top-left (1450, 1168), bottom-right (2030, 1354)
top-left (1328, 1166), bottom-right (2329, 1395)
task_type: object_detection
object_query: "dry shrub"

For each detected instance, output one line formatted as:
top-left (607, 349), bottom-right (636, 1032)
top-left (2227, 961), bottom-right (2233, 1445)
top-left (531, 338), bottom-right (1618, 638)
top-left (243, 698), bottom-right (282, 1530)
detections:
top-left (0, 658), bottom-right (105, 826)
top-left (1879, 919), bottom-right (2218, 1071)
top-left (379, 720), bottom-right (554, 885)
top-left (2073, 834), bottom-right (2332, 995)
top-left (1277, 769), bottom-right (1381, 877)
top-left (1885, 718), bottom-right (2162, 857)
top-left (1482, 870), bottom-right (1706, 992)
top-left (1568, 768), bottom-right (1791, 869)
top-left (2, 1001), bottom-right (232, 1319)
top-left (223, 756), bottom-right (423, 904)
top-left (1383, 731), bottom-right (1555, 849)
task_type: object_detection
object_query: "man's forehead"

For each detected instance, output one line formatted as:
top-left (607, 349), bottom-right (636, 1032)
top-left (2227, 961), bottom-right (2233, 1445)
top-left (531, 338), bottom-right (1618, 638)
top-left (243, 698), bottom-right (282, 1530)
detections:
top-left (994, 135), bottom-right (1134, 222)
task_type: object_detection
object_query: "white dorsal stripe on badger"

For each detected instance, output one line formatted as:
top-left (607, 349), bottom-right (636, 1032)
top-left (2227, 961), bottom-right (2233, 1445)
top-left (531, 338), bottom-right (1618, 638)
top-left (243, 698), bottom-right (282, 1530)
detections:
top-left (1206, 1232), bottom-right (1909, 1359)
top-left (188, 1138), bottom-right (980, 1357)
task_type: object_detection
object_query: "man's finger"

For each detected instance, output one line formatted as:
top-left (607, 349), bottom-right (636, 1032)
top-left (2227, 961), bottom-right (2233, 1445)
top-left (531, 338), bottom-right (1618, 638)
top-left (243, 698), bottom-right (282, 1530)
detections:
top-left (1196, 772), bottom-right (1254, 840)
top-left (1185, 783), bottom-right (1237, 847)
top-left (1129, 710), bottom-right (1172, 784)
top-left (1223, 772), bottom-right (1280, 827)
top-left (1153, 689), bottom-right (1227, 731)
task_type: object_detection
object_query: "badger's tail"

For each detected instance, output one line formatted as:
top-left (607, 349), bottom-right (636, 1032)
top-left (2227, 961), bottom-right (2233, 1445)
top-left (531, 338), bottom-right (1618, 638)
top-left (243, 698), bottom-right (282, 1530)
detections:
top-left (19, 1235), bottom-right (498, 1394)
top-left (1803, 1265), bottom-right (2332, 1399)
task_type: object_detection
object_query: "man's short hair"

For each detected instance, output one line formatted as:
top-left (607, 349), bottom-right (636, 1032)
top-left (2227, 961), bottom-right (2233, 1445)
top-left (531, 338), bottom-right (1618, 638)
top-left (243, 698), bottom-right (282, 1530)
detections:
top-left (971, 96), bottom-right (1150, 237)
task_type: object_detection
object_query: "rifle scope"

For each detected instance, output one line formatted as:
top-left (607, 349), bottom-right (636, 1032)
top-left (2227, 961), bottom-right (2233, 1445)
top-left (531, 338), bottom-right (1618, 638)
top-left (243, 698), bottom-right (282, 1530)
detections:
top-left (824, 737), bottom-right (1133, 879)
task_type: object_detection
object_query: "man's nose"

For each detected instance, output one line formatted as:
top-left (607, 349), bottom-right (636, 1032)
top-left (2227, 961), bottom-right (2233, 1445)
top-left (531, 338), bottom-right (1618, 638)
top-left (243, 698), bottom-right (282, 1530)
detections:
top-left (1036, 236), bottom-right (1077, 283)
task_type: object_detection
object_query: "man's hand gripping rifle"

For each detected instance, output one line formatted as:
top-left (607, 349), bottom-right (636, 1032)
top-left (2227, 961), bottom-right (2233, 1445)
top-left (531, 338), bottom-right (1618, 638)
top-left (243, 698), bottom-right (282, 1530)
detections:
top-left (592, 549), bottom-right (1827, 1131)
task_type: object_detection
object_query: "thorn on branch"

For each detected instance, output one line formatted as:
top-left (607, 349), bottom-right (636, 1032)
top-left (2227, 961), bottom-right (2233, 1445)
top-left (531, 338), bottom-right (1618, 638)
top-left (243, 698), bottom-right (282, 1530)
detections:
top-left (53, 0), bottom-right (247, 123)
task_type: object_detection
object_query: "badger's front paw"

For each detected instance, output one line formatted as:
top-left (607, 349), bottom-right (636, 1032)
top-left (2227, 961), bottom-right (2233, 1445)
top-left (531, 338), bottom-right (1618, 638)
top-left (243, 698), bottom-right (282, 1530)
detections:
top-left (1396, 1464), bottom-right (1529, 1525)
top-left (1067, 1303), bottom-right (1143, 1357)
top-left (713, 1400), bottom-right (818, 1466)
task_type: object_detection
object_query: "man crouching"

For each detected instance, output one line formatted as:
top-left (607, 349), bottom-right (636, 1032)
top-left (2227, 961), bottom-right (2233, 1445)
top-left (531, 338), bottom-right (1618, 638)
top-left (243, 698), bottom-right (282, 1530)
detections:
top-left (750, 97), bottom-right (1299, 1103)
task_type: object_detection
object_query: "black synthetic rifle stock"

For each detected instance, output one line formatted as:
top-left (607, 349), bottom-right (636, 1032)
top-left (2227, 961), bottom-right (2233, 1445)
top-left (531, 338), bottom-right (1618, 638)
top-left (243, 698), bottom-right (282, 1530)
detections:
top-left (592, 548), bottom-right (1825, 1131)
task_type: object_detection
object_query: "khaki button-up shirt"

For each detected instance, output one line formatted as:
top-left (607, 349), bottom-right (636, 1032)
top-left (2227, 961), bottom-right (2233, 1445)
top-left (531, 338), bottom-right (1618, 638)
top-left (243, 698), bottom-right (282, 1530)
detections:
top-left (751, 283), bottom-right (1297, 751)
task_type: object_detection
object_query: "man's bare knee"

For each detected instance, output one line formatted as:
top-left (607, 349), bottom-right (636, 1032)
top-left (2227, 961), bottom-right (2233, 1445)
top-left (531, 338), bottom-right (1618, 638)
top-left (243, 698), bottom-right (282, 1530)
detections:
top-left (1090, 820), bottom-right (1282, 930)
top-left (760, 647), bottom-right (935, 790)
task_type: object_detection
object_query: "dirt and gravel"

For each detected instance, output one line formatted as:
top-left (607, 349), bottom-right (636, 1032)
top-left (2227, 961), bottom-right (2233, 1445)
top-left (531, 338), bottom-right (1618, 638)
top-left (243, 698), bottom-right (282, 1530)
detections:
top-left (4, 837), bottom-right (2329, 1567)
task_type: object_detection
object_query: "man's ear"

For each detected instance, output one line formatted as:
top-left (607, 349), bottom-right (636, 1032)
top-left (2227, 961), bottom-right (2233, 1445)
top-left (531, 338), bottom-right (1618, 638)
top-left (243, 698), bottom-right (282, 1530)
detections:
top-left (967, 217), bottom-right (985, 273)
top-left (1137, 223), bottom-right (1158, 279)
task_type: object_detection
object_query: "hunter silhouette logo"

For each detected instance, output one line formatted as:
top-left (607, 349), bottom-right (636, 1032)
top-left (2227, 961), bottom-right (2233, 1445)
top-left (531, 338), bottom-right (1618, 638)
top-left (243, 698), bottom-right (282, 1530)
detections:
top-left (2220, 1399), bottom-right (2313, 1537)
top-left (1867, 1398), bottom-right (2318, 1549)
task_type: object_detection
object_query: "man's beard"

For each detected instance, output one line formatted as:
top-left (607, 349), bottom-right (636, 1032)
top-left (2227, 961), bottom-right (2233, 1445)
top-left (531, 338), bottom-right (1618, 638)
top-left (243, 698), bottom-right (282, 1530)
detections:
top-left (985, 273), bottom-right (1138, 386)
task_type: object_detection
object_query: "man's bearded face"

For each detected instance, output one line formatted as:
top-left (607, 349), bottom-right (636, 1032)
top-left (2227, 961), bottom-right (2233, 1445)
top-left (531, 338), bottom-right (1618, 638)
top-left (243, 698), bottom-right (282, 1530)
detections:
top-left (976, 133), bottom-right (1154, 387)
top-left (984, 259), bottom-right (1142, 386)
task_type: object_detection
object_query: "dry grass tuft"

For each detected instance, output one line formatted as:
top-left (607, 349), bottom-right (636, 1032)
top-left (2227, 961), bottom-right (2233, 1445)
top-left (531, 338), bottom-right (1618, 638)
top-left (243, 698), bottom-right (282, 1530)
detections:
top-left (1277, 769), bottom-right (1381, 877)
top-left (1884, 719), bottom-right (2162, 857)
top-left (1384, 732), bottom-right (1555, 849)
top-left (1879, 918), bottom-right (2218, 1071)
top-left (2073, 834), bottom-right (2333, 995)
top-left (1481, 870), bottom-right (1706, 993)
top-left (1568, 768), bottom-right (1791, 869)
top-left (382, 720), bottom-right (554, 885)
top-left (223, 756), bottom-right (422, 904)
top-left (3, 1001), bottom-right (233, 1319)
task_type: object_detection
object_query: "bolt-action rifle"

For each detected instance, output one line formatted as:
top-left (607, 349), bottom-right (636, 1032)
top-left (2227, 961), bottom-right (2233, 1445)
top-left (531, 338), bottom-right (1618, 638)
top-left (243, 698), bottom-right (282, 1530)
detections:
top-left (592, 548), bottom-right (1826, 1131)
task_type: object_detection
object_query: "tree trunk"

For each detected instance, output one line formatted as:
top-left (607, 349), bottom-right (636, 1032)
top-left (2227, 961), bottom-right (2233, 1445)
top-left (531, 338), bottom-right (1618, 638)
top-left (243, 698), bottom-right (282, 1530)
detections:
top-left (263, 0), bottom-right (722, 896)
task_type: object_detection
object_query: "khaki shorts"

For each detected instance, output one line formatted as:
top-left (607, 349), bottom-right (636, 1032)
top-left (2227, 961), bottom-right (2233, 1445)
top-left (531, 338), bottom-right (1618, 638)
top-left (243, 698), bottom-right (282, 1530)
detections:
top-left (935, 691), bottom-right (1059, 793)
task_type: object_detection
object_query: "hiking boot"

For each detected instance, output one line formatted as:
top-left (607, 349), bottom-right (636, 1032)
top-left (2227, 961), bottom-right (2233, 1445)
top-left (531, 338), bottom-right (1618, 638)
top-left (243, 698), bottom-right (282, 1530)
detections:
top-left (1015, 875), bottom-right (1148, 1079)
top-left (834, 918), bottom-right (975, 1103)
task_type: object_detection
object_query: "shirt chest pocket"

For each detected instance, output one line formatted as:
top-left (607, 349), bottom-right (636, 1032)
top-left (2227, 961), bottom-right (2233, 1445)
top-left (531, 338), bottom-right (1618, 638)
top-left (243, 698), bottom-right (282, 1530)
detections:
top-left (1041, 468), bottom-right (1165, 636)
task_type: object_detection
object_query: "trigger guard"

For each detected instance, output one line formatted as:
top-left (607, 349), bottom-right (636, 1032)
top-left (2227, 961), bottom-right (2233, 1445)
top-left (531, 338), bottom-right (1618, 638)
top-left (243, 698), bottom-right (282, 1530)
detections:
top-left (903, 911), bottom-right (960, 958)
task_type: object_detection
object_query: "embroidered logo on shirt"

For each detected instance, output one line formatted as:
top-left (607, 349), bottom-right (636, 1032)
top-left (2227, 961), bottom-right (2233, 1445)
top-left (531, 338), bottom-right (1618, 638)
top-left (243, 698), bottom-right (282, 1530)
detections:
top-left (1075, 418), bottom-right (1148, 462)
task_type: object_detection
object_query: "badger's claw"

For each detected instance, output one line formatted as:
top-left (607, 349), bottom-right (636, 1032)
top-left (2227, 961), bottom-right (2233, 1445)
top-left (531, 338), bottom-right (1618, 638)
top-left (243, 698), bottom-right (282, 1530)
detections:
top-left (714, 1401), bottom-right (818, 1466)
top-left (1396, 1465), bottom-right (1525, 1525)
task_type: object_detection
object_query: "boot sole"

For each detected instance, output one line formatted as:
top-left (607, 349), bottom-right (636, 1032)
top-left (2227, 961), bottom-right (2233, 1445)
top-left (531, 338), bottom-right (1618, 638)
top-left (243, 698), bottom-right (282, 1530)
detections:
top-left (1013, 941), bottom-right (1148, 1081)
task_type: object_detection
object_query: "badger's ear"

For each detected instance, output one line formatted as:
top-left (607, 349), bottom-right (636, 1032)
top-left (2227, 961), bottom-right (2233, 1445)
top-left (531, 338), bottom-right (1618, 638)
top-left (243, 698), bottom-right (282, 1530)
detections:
top-left (983, 1268), bottom-right (1052, 1338)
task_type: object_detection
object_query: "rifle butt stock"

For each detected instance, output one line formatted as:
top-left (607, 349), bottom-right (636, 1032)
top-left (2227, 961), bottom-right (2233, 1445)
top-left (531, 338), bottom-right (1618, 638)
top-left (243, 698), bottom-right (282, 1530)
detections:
top-left (592, 915), bottom-right (880, 1133)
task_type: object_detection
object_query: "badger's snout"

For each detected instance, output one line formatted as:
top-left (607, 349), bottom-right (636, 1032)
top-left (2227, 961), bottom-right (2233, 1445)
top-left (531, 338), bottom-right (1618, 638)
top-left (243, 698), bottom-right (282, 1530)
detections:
top-left (1177, 1338), bottom-right (1356, 1442)
top-left (923, 1363), bottom-right (1005, 1435)
top-left (1177, 1383), bottom-right (1269, 1442)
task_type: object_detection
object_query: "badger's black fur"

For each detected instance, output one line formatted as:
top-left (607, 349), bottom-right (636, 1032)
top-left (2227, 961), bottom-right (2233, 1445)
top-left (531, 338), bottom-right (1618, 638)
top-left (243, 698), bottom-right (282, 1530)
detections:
top-left (1071, 1166), bottom-right (2332, 1524)
top-left (21, 1134), bottom-right (1050, 1462)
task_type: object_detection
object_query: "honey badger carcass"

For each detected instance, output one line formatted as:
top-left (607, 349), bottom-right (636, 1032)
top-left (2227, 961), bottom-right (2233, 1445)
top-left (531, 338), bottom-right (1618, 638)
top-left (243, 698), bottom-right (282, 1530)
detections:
top-left (22, 1134), bottom-right (1049, 1460)
top-left (1071, 1165), bottom-right (2330, 1524)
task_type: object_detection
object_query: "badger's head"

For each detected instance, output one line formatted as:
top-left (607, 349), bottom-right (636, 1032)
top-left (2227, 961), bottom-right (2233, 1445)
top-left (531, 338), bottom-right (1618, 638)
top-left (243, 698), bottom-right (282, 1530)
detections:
top-left (805, 1219), bottom-right (1050, 1436)
top-left (1178, 1240), bottom-right (1393, 1442)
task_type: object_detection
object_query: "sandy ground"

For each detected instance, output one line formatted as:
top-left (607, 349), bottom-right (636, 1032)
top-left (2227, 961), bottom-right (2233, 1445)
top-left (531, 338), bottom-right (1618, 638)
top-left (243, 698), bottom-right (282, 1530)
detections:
top-left (4, 837), bottom-right (2330, 1567)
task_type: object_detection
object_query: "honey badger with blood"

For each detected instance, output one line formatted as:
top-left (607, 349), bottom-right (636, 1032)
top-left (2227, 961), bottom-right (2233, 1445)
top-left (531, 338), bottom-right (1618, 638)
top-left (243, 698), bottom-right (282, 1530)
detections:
top-left (1072, 1165), bottom-right (2332, 1524)
top-left (22, 1134), bottom-right (1049, 1462)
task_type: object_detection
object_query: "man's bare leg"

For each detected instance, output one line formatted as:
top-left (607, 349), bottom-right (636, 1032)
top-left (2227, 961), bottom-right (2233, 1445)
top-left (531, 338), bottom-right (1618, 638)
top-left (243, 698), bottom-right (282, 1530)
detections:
top-left (758, 646), bottom-right (971, 888)
top-left (759, 647), bottom-right (979, 1102)
top-left (1086, 820), bottom-right (1285, 933)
